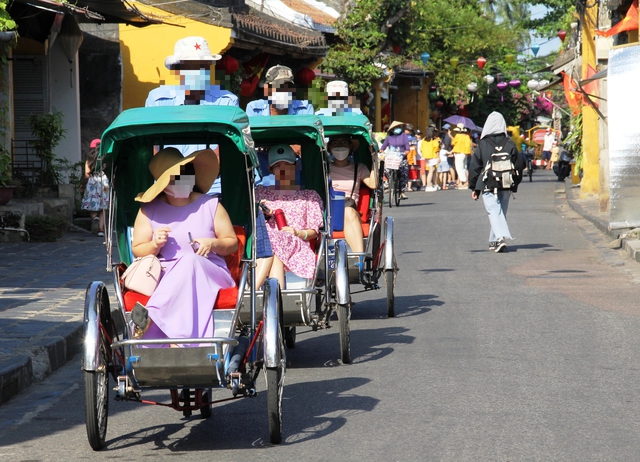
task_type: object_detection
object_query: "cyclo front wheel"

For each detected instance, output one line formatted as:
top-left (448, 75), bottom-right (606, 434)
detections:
top-left (528, 160), bottom-right (533, 182)
top-left (338, 303), bottom-right (351, 364)
top-left (84, 336), bottom-right (109, 450)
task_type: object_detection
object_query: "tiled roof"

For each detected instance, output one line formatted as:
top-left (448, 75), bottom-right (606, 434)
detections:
top-left (232, 9), bottom-right (328, 55)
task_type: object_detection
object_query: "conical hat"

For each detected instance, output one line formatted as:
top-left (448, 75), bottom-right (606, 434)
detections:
top-left (388, 120), bottom-right (404, 132)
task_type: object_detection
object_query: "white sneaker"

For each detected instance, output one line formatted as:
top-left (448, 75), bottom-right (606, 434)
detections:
top-left (436, 185), bottom-right (442, 190)
top-left (425, 186), bottom-right (437, 192)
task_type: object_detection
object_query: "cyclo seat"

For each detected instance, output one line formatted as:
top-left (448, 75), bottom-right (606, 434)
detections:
top-left (330, 185), bottom-right (372, 239)
top-left (121, 226), bottom-right (247, 311)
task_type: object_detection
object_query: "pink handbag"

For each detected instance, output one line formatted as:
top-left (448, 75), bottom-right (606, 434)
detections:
top-left (121, 255), bottom-right (162, 296)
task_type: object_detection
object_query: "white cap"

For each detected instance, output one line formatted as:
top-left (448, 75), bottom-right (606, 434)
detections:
top-left (327, 80), bottom-right (349, 97)
top-left (164, 36), bottom-right (221, 69)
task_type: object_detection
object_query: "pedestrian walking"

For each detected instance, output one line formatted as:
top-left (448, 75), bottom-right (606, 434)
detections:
top-left (451, 123), bottom-right (473, 188)
top-left (80, 139), bottom-right (109, 237)
top-left (419, 126), bottom-right (440, 191)
top-left (469, 112), bottom-right (524, 253)
top-left (542, 127), bottom-right (555, 169)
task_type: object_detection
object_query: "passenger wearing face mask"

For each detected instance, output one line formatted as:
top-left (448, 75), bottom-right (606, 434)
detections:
top-left (145, 37), bottom-right (239, 108)
top-left (246, 65), bottom-right (314, 116)
top-left (380, 121), bottom-right (411, 199)
top-left (316, 81), bottom-right (363, 116)
top-left (130, 148), bottom-right (238, 341)
top-left (328, 136), bottom-right (378, 253)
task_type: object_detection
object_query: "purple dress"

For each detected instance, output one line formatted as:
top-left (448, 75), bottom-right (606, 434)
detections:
top-left (141, 194), bottom-right (234, 343)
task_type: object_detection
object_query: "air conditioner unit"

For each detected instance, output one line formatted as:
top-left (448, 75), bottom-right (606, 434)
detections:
top-left (410, 78), bottom-right (422, 90)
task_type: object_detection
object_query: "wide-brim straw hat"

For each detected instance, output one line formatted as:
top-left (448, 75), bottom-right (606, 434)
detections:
top-left (328, 135), bottom-right (360, 151)
top-left (388, 120), bottom-right (404, 132)
top-left (135, 147), bottom-right (219, 203)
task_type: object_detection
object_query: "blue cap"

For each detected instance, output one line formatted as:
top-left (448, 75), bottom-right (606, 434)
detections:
top-left (443, 123), bottom-right (451, 129)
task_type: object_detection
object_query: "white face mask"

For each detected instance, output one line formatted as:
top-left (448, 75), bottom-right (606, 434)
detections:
top-left (270, 91), bottom-right (293, 110)
top-left (331, 147), bottom-right (350, 161)
top-left (328, 99), bottom-right (347, 110)
top-left (164, 175), bottom-right (196, 199)
top-left (181, 70), bottom-right (209, 91)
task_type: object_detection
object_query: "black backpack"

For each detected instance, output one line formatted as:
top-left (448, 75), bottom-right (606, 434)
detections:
top-left (481, 140), bottom-right (517, 194)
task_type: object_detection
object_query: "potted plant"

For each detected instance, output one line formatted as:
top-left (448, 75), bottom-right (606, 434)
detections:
top-left (27, 111), bottom-right (67, 186)
top-left (0, 149), bottom-right (16, 205)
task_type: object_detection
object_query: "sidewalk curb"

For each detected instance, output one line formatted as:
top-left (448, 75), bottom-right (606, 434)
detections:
top-left (0, 323), bottom-right (83, 406)
top-left (562, 183), bottom-right (640, 264)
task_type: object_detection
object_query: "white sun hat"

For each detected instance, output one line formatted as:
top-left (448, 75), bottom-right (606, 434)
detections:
top-left (164, 36), bottom-right (221, 69)
top-left (327, 80), bottom-right (349, 97)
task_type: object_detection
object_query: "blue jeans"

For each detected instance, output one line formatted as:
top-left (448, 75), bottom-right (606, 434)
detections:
top-left (482, 191), bottom-right (512, 242)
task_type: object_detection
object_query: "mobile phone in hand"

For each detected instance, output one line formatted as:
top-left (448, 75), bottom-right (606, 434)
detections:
top-left (258, 201), bottom-right (271, 216)
top-left (188, 232), bottom-right (197, 252)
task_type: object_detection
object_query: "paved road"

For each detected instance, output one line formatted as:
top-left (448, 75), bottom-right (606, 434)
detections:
top-left (2, 171), bottom-right (640, 461)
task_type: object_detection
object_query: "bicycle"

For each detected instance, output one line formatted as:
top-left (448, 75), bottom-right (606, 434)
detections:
top-left (384, 152), bottom-right (402, 208)
top-left (525, 152), bottom-right (535, 182)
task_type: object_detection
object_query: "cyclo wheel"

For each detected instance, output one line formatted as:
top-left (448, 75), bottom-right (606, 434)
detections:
top-left (263, 278), bottom-right (285, 444)
top-left (528, 160), bottom-right (533, 182)
top-left (200, 389), bottom-right (212, 419)
top-left (338, 303), bottom-right (351, 364)
top-left (385, 270), bottom-right (395, 318)
top-left (84, 334), bottom-right (109, 451)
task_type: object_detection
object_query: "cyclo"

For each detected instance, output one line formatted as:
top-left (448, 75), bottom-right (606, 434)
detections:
top-left (247, 115), bottom-right (352, 364)
top-left (82, 106), bottom-right (285, 450)
top-left (320, 115), bottom-right (398, 317)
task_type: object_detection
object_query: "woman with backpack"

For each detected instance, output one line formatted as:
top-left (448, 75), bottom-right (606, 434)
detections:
top-left (469, 112), bottom-right (524, 253)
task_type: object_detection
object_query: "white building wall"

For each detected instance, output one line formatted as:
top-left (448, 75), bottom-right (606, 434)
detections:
top-left (48, 43), bottom-right (81, 168)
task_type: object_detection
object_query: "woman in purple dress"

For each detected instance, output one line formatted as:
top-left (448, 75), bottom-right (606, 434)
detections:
top-left (130, 147), bottom-right (238, 343)
top-left (255, 144), bottom-right (324, 290)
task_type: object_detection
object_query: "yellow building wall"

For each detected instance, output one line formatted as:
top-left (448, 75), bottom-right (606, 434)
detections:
top-left (119, 4), bottom-right (233, 109)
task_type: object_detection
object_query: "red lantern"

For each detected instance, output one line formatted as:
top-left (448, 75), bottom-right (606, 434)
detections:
top-left (296, 67), bottom-right (316, 86)
top-left (218, 55), bottom-right (239, 75)
top-left (477, 57), bottom-right (487, 70)
top-left (435, 101), bottom-right (444, 108)
top-left (558, 30), bottom-right (567, 42)
top-left (392, 45), bottom-right (401, 54)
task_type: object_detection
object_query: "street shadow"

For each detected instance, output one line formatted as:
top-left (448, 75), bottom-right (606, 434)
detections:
top-left (388, 202), bottom-right (434, 208)
top-left (469, 243), bottom-right (554, 253)
top-left (103, 377), bottom-right (378, 451)
top-left (288, 325), bottom-right (415, 369)
top-left (419, 268), bottom-right (455, 273)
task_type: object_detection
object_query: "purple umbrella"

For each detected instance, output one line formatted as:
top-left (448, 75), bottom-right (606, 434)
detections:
top-left (443, 115), bottom-right (482, 132)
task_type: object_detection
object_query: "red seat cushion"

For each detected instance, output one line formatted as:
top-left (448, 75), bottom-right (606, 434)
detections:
top-left (122, 226), bottom-right (247, 312)
top-left (332, 223), bottom-right (370, 240)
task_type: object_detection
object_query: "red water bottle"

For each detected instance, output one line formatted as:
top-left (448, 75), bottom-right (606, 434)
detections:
top-left (273, 209), bottom-right (287, 230)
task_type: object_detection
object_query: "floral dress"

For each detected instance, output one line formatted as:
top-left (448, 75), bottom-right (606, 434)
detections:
top-left (257, 186), bottom-right (324, 279)
top-left (81, 172), bottom-right (109, 211)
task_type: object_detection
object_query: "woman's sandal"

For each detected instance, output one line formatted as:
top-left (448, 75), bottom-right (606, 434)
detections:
top-left (131, 302), bottom-right (150, 338)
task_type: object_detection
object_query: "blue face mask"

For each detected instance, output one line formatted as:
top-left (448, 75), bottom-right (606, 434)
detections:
top-left (393, 128), bottom-right (403, 135)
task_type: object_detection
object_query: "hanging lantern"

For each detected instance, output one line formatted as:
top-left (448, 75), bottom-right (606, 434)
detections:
top-left (217, 55), bottom-right (239, 75)
top-left (431, 110), bottom-right (440, 122)
top-left (435, 100), bottom-right (444, 108)
top-left (392, 45), bottom-right (401, 54)
top-left (450, 57), bottom-right (459, 68)
top-left (531, 43), bottom-right (540, 57)
top-left (527, 79), bottom-right (540, 90)
top-left (538, 79), bottom-right (550, 89)
top-left (505, 54), bottom-right (515, 64)
top-left (57, 15), bottom-right (83, 87)
top-left (496, 81), bottom-right (508, 101)
top-left (467, 82), bottom-right (478, 102)
top-left (509, 79), bottom-right (521, 88)
top-left (477, 57), bottom-right (487, 70)
top-left (484, 74), bottom-right (495, 94)
top-left (296, 67), bottom-right (316, 86)
top-left (420, 52), bottom-right (431, 65)
top-left (557, 30), bottom-right (567, 42)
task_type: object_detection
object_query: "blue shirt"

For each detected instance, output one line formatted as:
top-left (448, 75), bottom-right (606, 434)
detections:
top-left (145, 85), bottom-right (239, 107)
top-left (245, 99), bottom-right (314, 116)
